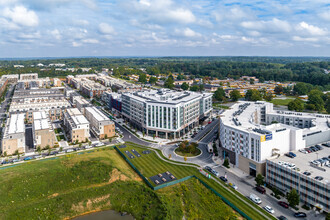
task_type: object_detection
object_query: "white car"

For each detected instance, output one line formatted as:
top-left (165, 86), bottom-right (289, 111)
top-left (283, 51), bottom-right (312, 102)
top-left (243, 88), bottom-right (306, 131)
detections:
top-left (263, 206), bottom-right (274, 214)
top-left (85, 145), bottom-right (93, 149)
top-left (95, 142), bottom-right (105, 147)
top-left (230, 184), bottom-right (238, 190)
top-left (249, 194), bottom-right (262, 204)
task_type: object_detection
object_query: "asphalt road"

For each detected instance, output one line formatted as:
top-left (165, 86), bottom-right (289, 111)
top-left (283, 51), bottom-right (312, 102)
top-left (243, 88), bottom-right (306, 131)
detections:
top-left (114, 121), bottom-right (151, 146)
top-left (191, 118), bottom-right (219, 142)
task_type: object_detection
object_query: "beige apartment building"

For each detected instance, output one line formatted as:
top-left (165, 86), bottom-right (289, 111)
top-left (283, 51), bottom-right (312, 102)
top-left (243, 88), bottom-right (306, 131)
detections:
top-left (84, 106), bottom-right (115, 139)
top-left (32, 111), bottom-right (56, 148)
top-left (1, 114), bottom-right (26, 155)
top-left (63, 108), bottom-right (90, 142)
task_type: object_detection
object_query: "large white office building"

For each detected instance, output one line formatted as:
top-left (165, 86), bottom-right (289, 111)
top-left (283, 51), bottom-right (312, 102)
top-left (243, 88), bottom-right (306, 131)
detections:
top-left (219, 101), bottom-right (330, 176)
top-left (121, 89), bottom-right (212, 139)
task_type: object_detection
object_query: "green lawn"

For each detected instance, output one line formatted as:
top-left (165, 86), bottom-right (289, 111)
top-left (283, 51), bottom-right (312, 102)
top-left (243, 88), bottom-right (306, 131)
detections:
top-left (120, 143), bottom-right (276, 220)
top-left (56, 134), bottom-right (65, 141)
top-left (0, 146), bottom-right (240, 220)
top-left (213, 103), bottom-right (230, 109)
top-left (54, 128), bottom-right (62, 134)
top-left (270, 97), bottom-right (296, 106)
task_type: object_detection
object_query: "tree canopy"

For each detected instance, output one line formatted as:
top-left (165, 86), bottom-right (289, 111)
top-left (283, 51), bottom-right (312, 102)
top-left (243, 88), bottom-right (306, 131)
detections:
top-left (245, 89), bottom-right (262, 101)
top-left (229, 90), bottom-right (241, 101)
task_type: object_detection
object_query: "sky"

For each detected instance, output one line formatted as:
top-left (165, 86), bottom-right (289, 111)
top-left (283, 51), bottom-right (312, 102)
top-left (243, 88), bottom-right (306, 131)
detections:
top-left (0, 0), bottom-right (329, 58)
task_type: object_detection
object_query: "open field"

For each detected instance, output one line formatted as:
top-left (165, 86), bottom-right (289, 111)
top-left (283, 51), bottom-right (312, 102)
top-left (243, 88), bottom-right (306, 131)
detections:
top-left (119, 143), bottom-right (276, 220)
top-left (0, 146), bottom-right (239, 219)
top-left (270, 97), bottom-right (296, 106)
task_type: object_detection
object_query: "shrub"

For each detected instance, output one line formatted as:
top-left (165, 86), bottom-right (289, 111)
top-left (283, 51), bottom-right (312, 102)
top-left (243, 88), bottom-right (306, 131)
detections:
top-left (223, 158), bottom-right (230, 168)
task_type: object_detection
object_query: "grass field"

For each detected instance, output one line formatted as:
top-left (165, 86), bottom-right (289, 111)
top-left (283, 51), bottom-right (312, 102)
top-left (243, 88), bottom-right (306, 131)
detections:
top-left (119, 143), bottom-right (276, 220)
top-left (213, 103), bottom-right (231, 109)
top-left (270, 97), bottom-right (296, 106)
top-left (0, 146), bottom-right (239, 219)
top-left (119, 143), bottom-right (275, 220)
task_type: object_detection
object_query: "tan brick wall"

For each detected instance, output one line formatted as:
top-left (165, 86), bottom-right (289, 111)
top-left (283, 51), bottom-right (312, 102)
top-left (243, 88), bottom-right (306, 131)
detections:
top-left (72, 129), bottom-right (87, 143)
top-left (238, 155), bottom-right (266, 176)
top-left (35, 130), bottom-right (56, 148)
top-left (1, 139), bottom-right (24, 155)
top-left (100, 124), bottom-right (115, 139)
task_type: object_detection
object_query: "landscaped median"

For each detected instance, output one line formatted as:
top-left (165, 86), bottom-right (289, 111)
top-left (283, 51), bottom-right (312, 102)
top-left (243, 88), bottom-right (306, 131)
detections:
top-left (117, 142), bottom-right (276, 220)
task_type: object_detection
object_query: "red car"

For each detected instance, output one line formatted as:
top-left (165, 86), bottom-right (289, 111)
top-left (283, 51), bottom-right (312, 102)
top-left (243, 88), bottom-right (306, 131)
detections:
top-left (278, 201), bottom-right (289, 208)
top-left (208, 121), bottom-right (212, 124)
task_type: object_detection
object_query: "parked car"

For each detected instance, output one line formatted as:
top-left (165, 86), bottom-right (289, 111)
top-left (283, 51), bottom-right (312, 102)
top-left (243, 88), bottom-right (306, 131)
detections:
top-left (249, 194), bottom-right (262, 204)
top-left (278, 201), bottom-right (289, 208)
top-left (34, 155), bottom-right (42, 159)
top-left (24, 157), bottom-right (32, 161)
top-left (12, 159), bottom-right (20, 163)
top-left (256, 186), bottom-right (266, 194)
top-left (1, 160), bottom-right (9, 165)
top-left (263, 206), bottom-right (274, 214)
top-left (303, 171), bottom-right (311, 176)
top-left (294, 212), bottom-right (307, 218)
top-left (299, 149), bottom-right (308, 154)
top-left (66, 149), bottom-right (74, 153)
top-left (85, 145), bottom-right (93, 149)
top-left (314, 176), bottom-right (324, 181)
top-left (50, 151), bottom-right (58, 155)
top-left (285, 153), bottom-right (295, 158)
top-left (219, 176), bottom-right (228, 182)
top-left (305, 148), bottom-right (311, 153)
top-left (314, 145), bottom-right (323, 150)
top-left (278, 216), bottom-right (288, 220)
top-left (230, 183), bottom-right (238, 190)
top-left (95, 142), bottom-right (105, 147)
top-left (204, 166), bottom-right (212, 172)
top-left (208, 121), bottom-right (212, 124)
top-left (210, 169), bottom-right (219, 177)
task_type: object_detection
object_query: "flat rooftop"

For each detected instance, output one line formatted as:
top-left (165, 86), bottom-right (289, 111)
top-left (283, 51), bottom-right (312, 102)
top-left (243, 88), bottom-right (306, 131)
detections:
top-left (269, 146), bottom-right (330, 185)
top-left (85, 106), bottom-right (110, 122)
top-left (67, 108), bottom-right (83, 116)
top-left (221, 101), bottom-right (330, 136)
top-left (124, 89), bottom-right (212, 104)
top-left (33, 111), bottom-right (47, 120)
top-left (34, 119), bottom-right (50, 130)
top-left (7, 114), bottom-right (25, 134)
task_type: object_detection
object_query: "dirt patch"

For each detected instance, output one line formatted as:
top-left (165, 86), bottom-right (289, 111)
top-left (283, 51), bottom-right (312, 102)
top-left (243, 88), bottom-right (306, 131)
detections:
top-left (108, 168), bottom-right (129, 184)
top-left (71, 194), bottom-right (110, 213)
top-left (48, 193), bottom-right (59, 199)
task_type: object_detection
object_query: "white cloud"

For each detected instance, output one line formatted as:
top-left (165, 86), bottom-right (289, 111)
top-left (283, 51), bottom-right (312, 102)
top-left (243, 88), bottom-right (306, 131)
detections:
top-left (124, 0), bottom-right (196, 24)
top-left (18, 31), bottom-right (40, 39)
top-left (82, 38), bottom-right (99, 44)
top-left (296, 22), bottom-right (327, 36)
top-left (292, 36), bottom-right (319, 42)
top-left (50, 29), bottom-right (61, 40)
top-left (175, 27), bottom-right (201, 37)
top-left (3, 5), bottom-right (38, 27)
top-left (241, 18), bottom-right (291, 33)
top-left (166, 8), bottom-right (196, 23)
top-left (98, 23), bottom-right (114, 35)
top-left (319, 11), bottom-right (330, 21)
top-left (214, 7), bottom-right (254, 23)
top-left (72, 41), bottom-right (81, 47)
top-left (73, 19), bottom-right (89, 26)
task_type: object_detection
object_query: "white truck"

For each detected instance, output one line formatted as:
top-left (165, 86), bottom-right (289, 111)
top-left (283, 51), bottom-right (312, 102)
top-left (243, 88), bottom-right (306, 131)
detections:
top-left (249, 194), bottom-right (262, 204)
